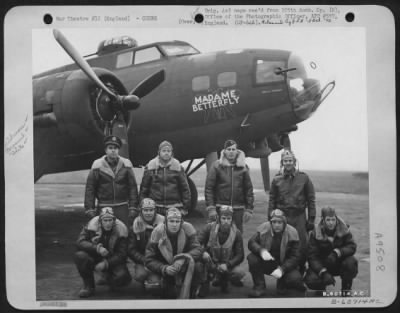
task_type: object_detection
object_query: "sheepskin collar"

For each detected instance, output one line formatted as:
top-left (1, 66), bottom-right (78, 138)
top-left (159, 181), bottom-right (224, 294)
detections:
top-left (91, 156), bottom-right (133, 178)
top-left (146, 156), bottom-right (181, 171)
top-left (87, 216), bottom-right (128, 238)
top-left (315, 216), bottom-right (350, 240)
top-left (218, 149), bottom-right (246, 167)
top-left (132, 214), bottom-right (165, 235)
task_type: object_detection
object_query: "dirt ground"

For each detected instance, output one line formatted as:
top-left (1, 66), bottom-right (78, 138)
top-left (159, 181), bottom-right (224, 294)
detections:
top-left (35, 182), bottom-right (370, 301)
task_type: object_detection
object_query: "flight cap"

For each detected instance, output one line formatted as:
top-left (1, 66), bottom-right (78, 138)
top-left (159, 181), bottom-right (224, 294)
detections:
top-left (99, 207), bottom-right (115, 220)
top-left (159, 140), bottom-right (173, 151)
top-left (270, 209), bottom-right (287, 224)
top-left (141, 198), bottom-right (156, 210)
top-left (166, 207), bottom-right (182, 220)
top-left (321, 207), bottom-right (336, 218)
top-left (281, 149), bottom-right (295, 161)
top-left (219, 205), bottom-right (233, 217)
top-left (104, 135), bottom-right (122, 149)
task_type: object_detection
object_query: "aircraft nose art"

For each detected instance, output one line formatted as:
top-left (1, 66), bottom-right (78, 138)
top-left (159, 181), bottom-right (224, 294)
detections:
top-left (287, 51), bottom-right (335, 121)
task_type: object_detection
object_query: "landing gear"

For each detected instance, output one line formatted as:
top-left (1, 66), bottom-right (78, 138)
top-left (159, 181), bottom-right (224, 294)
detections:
top-left (185, 159), bottom-right (208, 217)
top-left (187, 177), bottom-right (198, 211)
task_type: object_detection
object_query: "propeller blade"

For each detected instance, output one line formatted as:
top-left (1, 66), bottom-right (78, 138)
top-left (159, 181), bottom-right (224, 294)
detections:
top-left (111, 114), bottom-right (130, 159)
top-left (260, 157), bottom-right (270, 192)
top-left (53, 29), bottom-right (118, 99)
top-left (130, 69), bottom-right (165, 98)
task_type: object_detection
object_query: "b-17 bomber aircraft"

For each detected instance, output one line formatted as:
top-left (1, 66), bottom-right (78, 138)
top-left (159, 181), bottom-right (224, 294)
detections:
top-left (33, 29), bottom-right (335, 211)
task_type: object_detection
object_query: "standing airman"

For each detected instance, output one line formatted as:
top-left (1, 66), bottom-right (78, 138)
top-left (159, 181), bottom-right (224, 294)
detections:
top-left (140, 141), bottom-right (191, 216)
top-left (84, 135), bottom-right (139, 226)
top-left (205, 139), bottom-right (254, 233)
top-left (268, 149), bottom-right (316, 273)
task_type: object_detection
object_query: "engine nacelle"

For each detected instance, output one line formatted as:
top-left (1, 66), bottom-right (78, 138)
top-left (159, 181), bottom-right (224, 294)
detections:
top-left (33, 68), bottom-right (128, 179)
top-left (246, 138), bottom-right (271, 158)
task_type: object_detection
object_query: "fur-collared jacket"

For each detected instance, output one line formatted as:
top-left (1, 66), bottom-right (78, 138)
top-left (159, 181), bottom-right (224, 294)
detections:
top-left (145, 222), bottom-right (202, 275)
top-left (308, 216), bottom-right (357, 274)
top-left (76, 216), bottom-right (129, 267)
top-left (198, 222), bottom-right (244, 269)
top-left (139, 157), bottom-right (191, 212)
top-left (248, 222), bottom-right (301, 273)
top-left (84, 156), bottom-right (139, 211)
top-left (128, 214), bottom-right (165, 265)
top-left (205, 150), bottom-right (254, 211)
top-left (268, 170), bottom-right (316, 219)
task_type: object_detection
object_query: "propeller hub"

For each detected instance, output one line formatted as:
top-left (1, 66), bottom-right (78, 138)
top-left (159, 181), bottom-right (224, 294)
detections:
top-left (96, 92), bottom-right (117, 121)
top-left (121, 95), bottom-right (140, 111)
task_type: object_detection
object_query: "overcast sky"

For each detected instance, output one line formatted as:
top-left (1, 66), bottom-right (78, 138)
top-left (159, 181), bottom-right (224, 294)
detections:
top-left (32, 27), bottom-right (368, 171)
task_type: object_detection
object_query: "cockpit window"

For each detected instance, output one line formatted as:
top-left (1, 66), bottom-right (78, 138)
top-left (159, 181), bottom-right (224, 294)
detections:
top-left (255, 60), bottom-right (285, 84)
top-left (134, 47), bottom-right (162, 65)
top-left (160, 43), bottom-right (199, 57)
top-left (116, 51), bottom-right (133, 68)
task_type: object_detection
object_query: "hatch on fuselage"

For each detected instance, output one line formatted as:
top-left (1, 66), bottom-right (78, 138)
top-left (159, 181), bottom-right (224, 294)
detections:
top-left (97, 36), bottom-right (138, 55)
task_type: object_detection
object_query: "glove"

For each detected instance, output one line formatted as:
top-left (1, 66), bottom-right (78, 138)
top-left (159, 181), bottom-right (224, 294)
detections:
top-left (97, 245), bottom-right (109, 257)
top-left (321, 271), bottom-right (336, 286)
top-left (217, 263), bottom-right (228, 273)
top-left (203, 252), bottom-right (212, 262)
top-left (95, 260), bottom-right (108, 272)
top-left (326, 252), bottom-right (338, 265)
top-left (180, 208), bottom-right (188, 216)
top-left (260, 249), bottom-right (274, 261)
top-left (243, 210), bottom-right (253, 223)
top-left (129, 207), bottom-right (139, 220)
top-left (270, 267), bottom-right (283, 279)
top-left (85, 209), bottom-right (96, 219)
top-left (207, 206), bottom-right (218, 222)
top-left (306, 220), bottom-right (315, 232)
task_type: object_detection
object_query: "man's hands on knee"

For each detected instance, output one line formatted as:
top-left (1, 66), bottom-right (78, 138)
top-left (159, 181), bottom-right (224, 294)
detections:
top-left (95, 260), bottom-right (108, 272)
top-left (96, 244), bottom-right (109, 257)
top-left (270, 267), bottom-right (283, 279)
top-left (326, 251), bottom-right (338, 265)
top-left (260, 249), bottom-right (274, 261)
top-left (217, 263), bottom-right (228, 273)
top-left (202, 252), bottom-right (212, 263)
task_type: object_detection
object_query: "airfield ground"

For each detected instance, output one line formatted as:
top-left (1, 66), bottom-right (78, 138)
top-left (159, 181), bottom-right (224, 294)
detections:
top-left (35, 169), bottom-right (370, 301)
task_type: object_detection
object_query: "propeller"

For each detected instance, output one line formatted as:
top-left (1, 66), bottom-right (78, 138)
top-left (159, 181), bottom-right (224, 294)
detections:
top-left (53, 29), bottom-right (165, 158)
top-left (130, 69), bottom-right (165, 99)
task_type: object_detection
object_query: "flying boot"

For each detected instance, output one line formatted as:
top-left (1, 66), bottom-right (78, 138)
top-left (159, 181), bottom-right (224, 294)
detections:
top-left (197, 281), bottom-right (210, 298)
top-left (220, 277), bottom-right (229, 294)
top-left (341, 279), bottom-right (353, 296)
top-left (248, 272), bottom-right (267, 298)
top-left (78, 275), bottom-right (95, 298)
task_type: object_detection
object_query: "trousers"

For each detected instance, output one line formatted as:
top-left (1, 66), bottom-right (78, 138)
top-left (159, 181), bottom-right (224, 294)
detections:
top-left (247, 252), bottom-right (304, 291)
top-left (304, 255), bottom-right (358, 290)
top-left (74, 251), bottom-right (131, 287)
